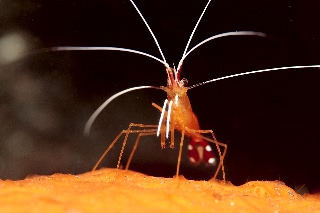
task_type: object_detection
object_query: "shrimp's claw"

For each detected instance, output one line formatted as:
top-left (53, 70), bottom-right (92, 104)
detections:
top-left (187, 138), bottom-right (216, 165)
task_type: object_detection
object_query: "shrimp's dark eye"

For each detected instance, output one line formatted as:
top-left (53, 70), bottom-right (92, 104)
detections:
top-left (180, 78), bottom-right (188, 86)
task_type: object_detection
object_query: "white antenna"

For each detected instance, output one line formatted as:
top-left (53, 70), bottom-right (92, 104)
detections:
top-left (49, 46), bottom-right (167, 66)
top-left (181, 0), bottom-right (212, 60)
top-left (176, 0), bottom-right (267, 72)
top-left (188, 65), bottom-right (320, 89)
top-left (177, 31), bottom-right (267, 72)
top-left (129, 0), bottom-right (167, 65)
top-left (84, 85), bottom-right (160, 135)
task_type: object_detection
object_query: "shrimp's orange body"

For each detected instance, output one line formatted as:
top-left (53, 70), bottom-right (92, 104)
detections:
top-left (155, 66), bottom-right (217, 166)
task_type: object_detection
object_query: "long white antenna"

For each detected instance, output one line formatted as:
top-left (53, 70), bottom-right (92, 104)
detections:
top-left (84, 85), bottom-right (160, 135)
top-left (37, 46), bottom-right (167, 66)
top-left (182, 0), bottom-right (212, 59)
top-left (178, 31), bottom-right (267, 71)
top-left (188, 65), bottom-right (320, 89)
top-left (129, 0), bottom-right (167, 64)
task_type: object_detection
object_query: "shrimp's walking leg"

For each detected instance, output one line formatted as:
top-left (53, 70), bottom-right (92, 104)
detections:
top-left (186, 127), bottom-right (227, 181)
top-left (92, 129), bottom-right (128, 171)
top-left (92, 123), bottom-right (158, 171)
top-left (175, 129), bottom-right (185, 177)
top-left (125, 131), bottom-right (157, 170)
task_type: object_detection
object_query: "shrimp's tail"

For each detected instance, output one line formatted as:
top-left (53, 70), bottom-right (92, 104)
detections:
top-left (187, 137), bottom-right (216, 165)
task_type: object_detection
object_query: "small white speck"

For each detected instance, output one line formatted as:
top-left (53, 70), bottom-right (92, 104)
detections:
top-left (208, 158), bottom-right (216, 164)
top-left (230, 201), bottom-right (234, 206)
top-left (205, 145), bottom-right (212, 152)
top-left (188, 144), bottom-right (193, 150)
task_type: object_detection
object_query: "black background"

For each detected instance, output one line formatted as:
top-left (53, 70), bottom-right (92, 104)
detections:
top-left (1, 0), bottom-right (320, 193)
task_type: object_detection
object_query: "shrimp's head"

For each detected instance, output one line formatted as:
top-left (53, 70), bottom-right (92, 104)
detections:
top-left (157, 65), bottom-right (194, 133)
top-left (162, 65), bottom-right (189, 102)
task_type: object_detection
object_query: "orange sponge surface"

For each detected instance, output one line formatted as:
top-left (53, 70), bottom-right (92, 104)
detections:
top-left (0, 168), bottom-right (319, 212)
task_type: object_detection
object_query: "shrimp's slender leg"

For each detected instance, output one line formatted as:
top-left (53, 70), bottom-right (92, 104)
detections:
top-left (186, 127), bottom-right (227, 181)
top-left (125, 131), bottom-right (157, 170)
top-left (92, 123), bottom-right (158, 171)
top-left (116, 125), bottom-right (133, 170)
top-left (152, 102), bottom-right (163, 112)
top-left (176, 128), bottom-right (185, 177)
top-left (92, 130), bottom-right (127, 171)
top-left (170, 125), bottom-right (175, 148)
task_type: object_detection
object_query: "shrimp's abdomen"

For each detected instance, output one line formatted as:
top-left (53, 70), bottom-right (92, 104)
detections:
top-left (184, 112), bottom-right (216, 165)
top-left (188, 137), bottom-right (216, 165)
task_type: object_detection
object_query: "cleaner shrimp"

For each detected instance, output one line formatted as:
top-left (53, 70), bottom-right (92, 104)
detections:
top-left (30, 0), bottom-right (320, 181)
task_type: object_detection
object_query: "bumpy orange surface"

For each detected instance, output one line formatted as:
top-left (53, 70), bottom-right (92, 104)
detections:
top-left (0, 168), bottom-right (319, 212)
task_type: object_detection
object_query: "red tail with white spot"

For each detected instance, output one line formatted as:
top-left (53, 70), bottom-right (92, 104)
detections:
top-left (188, 138), bottom-right (216, 165)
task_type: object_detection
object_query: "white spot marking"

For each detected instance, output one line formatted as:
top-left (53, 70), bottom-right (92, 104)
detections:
top-left (188, 144), bottom-right (193, 150)
top-left (208, 158), bottom-right (216, 164)
top-left (205, 145), bottom-right (212, 152)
